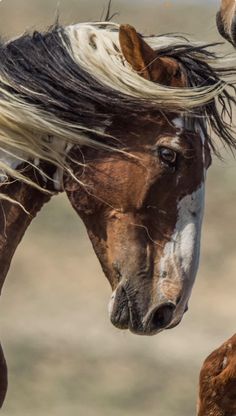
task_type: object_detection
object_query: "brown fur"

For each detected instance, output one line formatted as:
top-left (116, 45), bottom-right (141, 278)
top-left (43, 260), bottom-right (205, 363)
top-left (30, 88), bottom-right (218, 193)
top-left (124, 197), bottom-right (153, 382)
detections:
top-left (0, 170), bottom-right (51, 405)
top-left (198, 334), bottom-right (236, 416)
top-left (0, 173), bottom-right (51, 293)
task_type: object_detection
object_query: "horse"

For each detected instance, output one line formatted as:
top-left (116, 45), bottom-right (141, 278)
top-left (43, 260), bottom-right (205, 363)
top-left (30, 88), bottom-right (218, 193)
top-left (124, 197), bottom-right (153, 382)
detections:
top-left (0, 21), bottom-right (235, 340)
top-left (217, 0), bottom-right (236, 46)
top-left (198, 333), bottom-right (236, 416)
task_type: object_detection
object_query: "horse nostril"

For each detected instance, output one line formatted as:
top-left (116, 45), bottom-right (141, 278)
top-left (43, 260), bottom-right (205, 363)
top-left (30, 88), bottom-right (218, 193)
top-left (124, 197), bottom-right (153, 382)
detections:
top-left (150, 303), bottom-right (175, 330)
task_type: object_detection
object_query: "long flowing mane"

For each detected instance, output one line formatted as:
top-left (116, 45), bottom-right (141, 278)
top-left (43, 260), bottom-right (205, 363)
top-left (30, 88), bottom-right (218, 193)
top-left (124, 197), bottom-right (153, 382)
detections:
top-left (0, 22), bottom-right (235, 196)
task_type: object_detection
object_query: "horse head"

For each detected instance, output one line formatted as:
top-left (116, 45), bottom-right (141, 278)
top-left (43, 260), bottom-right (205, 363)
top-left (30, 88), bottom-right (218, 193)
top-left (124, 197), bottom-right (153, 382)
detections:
top-left (64, 25), bottom-right (212, 335)
top-left (0, 22), bottom-right (234, 336)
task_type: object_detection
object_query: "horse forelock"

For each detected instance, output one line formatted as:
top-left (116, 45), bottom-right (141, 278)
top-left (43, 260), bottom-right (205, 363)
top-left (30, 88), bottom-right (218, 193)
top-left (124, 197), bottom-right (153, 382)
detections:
top-left (0, 21), bottom-right (235, 198)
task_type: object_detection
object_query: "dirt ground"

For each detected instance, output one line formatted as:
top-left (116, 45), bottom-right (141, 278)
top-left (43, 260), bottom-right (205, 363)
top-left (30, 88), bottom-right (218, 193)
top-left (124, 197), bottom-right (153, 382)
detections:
top-left (0, 1), bottom-right (236, 415)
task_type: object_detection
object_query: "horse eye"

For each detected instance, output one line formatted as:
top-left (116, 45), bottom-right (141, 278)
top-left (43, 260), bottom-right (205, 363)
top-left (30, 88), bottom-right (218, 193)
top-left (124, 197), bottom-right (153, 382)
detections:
top-left (159, 147), bottom-right (177, 165)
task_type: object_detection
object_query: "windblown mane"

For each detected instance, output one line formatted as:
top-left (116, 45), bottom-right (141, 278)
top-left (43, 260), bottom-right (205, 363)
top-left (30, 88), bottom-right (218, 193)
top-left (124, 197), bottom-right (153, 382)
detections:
top-left (0, 22), bottom-right (235, 196)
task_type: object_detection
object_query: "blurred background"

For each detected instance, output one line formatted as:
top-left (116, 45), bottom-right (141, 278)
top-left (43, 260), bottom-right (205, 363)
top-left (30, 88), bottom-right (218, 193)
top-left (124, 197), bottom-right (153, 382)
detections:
top-left (0, 0), bottom-right (236, 415)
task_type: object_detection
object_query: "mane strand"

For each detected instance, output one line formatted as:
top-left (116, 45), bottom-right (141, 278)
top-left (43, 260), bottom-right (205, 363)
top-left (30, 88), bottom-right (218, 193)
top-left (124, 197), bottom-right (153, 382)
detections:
top-left (0, 22), bottom-right (235, 197)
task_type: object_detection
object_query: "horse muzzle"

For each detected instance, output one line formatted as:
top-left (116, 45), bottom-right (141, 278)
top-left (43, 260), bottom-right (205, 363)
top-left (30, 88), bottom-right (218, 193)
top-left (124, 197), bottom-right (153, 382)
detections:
top-left (109, 283), bottom-right (179, 335)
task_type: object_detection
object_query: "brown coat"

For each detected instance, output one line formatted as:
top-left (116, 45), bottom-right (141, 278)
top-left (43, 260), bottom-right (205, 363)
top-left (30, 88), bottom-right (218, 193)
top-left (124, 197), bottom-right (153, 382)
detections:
top-left (198, 334), bottom-right (236, 416)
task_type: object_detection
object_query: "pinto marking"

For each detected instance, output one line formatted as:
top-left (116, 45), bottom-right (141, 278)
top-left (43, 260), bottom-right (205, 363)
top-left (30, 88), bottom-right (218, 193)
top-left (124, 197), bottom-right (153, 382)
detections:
top-left (159, 184), bottom-right (205, 322)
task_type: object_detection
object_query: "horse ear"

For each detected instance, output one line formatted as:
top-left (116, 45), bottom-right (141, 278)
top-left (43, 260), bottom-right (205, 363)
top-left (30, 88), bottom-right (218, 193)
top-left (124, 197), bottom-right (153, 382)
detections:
top-left (119, 24), bottom-right (155, 80)
top-left (119, 24), bottom-right (187, 87)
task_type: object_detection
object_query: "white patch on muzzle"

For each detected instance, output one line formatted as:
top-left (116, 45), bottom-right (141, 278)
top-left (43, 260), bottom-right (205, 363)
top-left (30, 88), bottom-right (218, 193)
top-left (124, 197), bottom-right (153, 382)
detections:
top-left (159, 183), bottom-right (205, 299)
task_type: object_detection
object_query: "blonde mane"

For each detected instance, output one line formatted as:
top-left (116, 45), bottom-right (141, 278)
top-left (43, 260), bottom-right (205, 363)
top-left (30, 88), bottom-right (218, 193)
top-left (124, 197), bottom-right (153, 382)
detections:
top-left (64, 22), bottom-right (223, 108)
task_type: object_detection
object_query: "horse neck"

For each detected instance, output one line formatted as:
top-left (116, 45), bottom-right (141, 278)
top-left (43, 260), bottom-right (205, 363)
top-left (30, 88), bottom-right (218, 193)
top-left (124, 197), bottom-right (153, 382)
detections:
top-left (0, 179), bottom-right (52, 293)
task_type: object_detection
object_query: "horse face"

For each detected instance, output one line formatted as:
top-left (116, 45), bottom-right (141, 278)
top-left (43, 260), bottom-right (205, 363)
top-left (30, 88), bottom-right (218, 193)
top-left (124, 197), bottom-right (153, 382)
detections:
top-left (64, 24), bottom-right (212, 335)
top-left (64, 117), bottom-right (211, 335)
top-left (217, 0), bottom-right (236, 46)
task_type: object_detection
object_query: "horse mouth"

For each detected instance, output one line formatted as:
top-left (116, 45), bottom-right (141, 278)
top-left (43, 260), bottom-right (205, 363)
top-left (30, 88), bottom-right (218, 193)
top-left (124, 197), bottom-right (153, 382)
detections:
top-left (109, 285), bottom-right (148, 333)
top-left (109, 285), bottom-right (179, 335)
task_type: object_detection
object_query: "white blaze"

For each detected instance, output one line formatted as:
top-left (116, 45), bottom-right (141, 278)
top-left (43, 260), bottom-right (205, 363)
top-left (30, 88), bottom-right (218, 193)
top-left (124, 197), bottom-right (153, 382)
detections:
top-left (159, 184), bottom-right (205, 301)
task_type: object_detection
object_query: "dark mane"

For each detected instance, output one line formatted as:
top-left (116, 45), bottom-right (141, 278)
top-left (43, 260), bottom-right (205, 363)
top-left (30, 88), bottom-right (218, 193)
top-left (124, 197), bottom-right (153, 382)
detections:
top-left (0, 24), bottom-right (235, 155)
top-left (155, 39), bottom-right (236, 153)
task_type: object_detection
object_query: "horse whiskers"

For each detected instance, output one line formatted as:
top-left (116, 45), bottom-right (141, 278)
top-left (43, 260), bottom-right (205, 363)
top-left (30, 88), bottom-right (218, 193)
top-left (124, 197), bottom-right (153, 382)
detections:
top-left (130, 223), bottom-right (164, 247)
